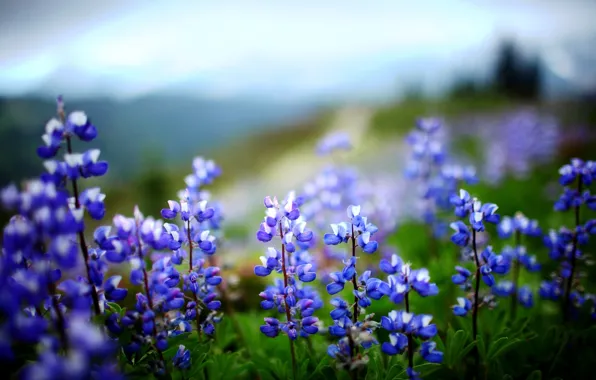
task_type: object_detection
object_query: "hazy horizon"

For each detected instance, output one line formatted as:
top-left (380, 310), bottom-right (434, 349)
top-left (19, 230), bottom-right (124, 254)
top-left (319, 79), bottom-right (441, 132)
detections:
top-left (1, 1), bottom-right (596, 101)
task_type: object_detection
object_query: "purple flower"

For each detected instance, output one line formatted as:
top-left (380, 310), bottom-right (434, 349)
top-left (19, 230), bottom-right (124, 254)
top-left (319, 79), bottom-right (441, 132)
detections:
top-left (453, 297), bottom-right (472, 316)
top-left (450, 221), bottom-right (470, 247)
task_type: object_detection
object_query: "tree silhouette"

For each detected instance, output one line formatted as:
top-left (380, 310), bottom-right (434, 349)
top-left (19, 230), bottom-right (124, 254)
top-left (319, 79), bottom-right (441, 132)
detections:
top-left (493, 40), bottom-right (542, 100)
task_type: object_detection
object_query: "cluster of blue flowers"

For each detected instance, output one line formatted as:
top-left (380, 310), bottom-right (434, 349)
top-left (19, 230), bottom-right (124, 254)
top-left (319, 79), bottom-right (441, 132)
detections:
top-left (322, 205), bottom-right (383, 370)
top-left (449, 190), bottom-right (506, 333)
top-left (254, 192), bottom-right (321, 371)
top-left (375, 253), bottom-right (443, 378)
top-left (404, 118), bottom-right (478, 239)
top-left (540, 159), bottom-right (596, 319)
top-left (5, 96), bottom-right (596, 380)
top-left (0, 96), bottom-right (230, 378)
top-left (491, 212), bottom-right (542, 313)
top-left (1, 97), bottom-right (120, 379)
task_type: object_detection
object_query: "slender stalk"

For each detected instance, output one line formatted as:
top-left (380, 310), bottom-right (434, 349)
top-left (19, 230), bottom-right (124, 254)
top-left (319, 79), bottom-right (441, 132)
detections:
top-left (64, 134), bottom-right (101, 316)
top-left (35, 239), bottom-right (69, 350)
top-left (134, 217), bottom-right (167, 369)
top-left (48, 282), bottom-right (70, 352)
top-left (278, 222), bottom-right (297, 379)
top-left (347, 224), bottom-right (359, 380)
top-left (564, 177), bottom-right (583, 321)
top-left (186, 221), bottom-right (203, 338)
top-left (511, 230), bottom-right (521, 319)
top-left (404, 278), bottom-right (414, 370)
top-left (350, 224), bottom-right (359, 323)
top-left (471, 229), bottom-right (481, 373)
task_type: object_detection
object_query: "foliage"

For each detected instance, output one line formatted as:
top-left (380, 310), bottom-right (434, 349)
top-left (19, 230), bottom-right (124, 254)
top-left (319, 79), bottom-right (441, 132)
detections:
top-left (1, 95), bottom-right (595, 380)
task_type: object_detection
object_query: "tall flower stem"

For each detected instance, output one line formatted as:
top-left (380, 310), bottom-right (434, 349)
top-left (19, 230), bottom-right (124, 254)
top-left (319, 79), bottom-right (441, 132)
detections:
top-left (564, 178), bottom-right (583, 321)
top-left (350, 225), bottom-right (359, 323)
top-left (37, 240), bottom-right (69, 351)
top-left (134, 217), bottom-right (167, 370)
top-left (49, 282), bottom-right (69, 352)
top-left (404, 279), bottom-right (414, 370)
top-left (348, 224), bottom-right (359, 380)
top-left (471, 229), bottom-right (481, 373)
top-left (278, 222), bottom-right (297, 380)
top-left (65, 135), bottom-right (101, 316)
top-left (511, 230), bottom-right (521, 319)
top-left (186, 221), bottom-right (203, 338)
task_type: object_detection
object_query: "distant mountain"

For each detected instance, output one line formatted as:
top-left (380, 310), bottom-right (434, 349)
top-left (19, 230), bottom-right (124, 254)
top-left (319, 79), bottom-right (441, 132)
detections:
top-left (0, 94), bottom-right (318, 186)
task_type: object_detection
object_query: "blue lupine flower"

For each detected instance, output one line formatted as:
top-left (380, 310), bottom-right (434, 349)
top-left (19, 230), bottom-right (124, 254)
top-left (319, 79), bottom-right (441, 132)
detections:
top-left (492, 280), bottom-right (515, 297)
top-left (558, 158), bottom-right (596, 186)
top-left (79, 187), bottom-right (106, 220)
top-left (254, 247), bottom-right (282, 277)
top-left (380, 310), bottom-right (443, 364)
top-left (323, 222), bottom-right (350, 245)
top-left (452, 297), bottom-right (472, 316)
top-left (0, 97), bottom-right (124, 378)
top-left (539, 280), bottom-right (563, 301)
top-left (420, 341), bottom-right (443, 363)
top-left (379, 253), bottom-right (403, 274)
top-left (452, 266), bottom-right (472, 285)
top-left (381, 332), bottom-right (408, 355)
top-left (254, 193), bottom-right (318, 344)
top-left (518, 286), bottom-right (534, 307)
top-left (469, 199), bottom-right (500, 231)
top-left (173, 345), bottom-right (191, 369)
top-left (326, 256), bottom-right (356, 295)
top-left (543, 160), bottom-right (595, 318)
top-left (103, 275), bottom-right (128, 301)
top-left (316, 131), bottom-right (352, 155)
top-left (554, 188), bottom-right (583, 212)
top-left (449, 221), bottom-right (470, 247)
top-left (450, 189), bottom-right (473, 218)
top-left (497, 212), bottom-right (542, 238)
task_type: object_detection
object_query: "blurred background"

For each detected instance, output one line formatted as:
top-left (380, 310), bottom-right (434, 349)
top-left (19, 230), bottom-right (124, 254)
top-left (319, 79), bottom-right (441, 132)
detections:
top-left (1, 0), bottom-right (596, 261)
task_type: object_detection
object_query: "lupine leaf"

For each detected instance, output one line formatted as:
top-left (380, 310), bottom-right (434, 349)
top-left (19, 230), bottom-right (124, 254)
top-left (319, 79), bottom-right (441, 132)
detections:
top-left (476, 334), bottom-right (487, 364)
top-left (445, 328), bottom-right (472, 368)
top-left (487, 337), bottom-right (522, 362)
top-left (309, 356), bottom-right (334, 380)
top-left (397, 362), bottom-right (442, 378)
top-left (106, 301), bottom-right (122, 314)
top-left (365, 347), bottom-right (381, 379)
top-left (386, 361), bottom-right (405, 379)
top-left (526, 370), bottom-right (542, 380)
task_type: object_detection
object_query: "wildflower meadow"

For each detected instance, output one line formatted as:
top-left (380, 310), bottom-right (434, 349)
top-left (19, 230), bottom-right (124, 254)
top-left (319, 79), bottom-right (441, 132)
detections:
top-left (2, 95), bottom-right (596, 380)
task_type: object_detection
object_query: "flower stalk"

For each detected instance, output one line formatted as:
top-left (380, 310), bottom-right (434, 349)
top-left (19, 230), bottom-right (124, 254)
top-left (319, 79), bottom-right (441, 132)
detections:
top-left (563, 177), bottom-right (583, 321)
top-left (279, 222), bottom-right (297, 379)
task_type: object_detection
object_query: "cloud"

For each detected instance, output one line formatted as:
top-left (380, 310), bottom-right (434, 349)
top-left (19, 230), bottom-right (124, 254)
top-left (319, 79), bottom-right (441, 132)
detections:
top-left (1, 0), bottom-right (596, 99)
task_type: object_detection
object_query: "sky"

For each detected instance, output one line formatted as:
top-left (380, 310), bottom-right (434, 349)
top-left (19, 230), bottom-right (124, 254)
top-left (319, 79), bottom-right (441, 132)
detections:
top-left (1, 0), bottom-right (596, 100)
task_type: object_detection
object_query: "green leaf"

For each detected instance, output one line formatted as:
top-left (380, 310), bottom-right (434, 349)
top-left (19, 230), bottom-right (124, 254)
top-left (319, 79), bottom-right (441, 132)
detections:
top-left (410, 363), bottom-right (441, 377)
top-left (365, 347), bottom-right (382, 380)
top-left (526, 370), bottom-right (542, 380)
top-left (386, 362), bottom-right (405, 379)
top-left (309, 356), bottom-right (333, 380)
top-left (106, 302), bottom-right (122, 314)
top-left (297, 358), bottom-right (310, 380)
top-left (476, 334), bottom-right (487, 364)
top-left (487, 337), bottom-right (522, 362)
top-left (445, 328), bottom-right (473, 368)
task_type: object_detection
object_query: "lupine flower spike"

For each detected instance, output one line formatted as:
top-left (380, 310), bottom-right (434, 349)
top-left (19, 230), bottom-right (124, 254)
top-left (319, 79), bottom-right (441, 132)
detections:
top-left (495, 212), bottom-right (541, 317)
top-left (324, 205), bottom-right (383, 374)
top-left (254, 193), bottom-right (317, 379)
top-left (0, 96), bottom-right (119, 378)
top-left (449, 189), bottom-right (506, 374)
top-left (375, 253), bottom-right (443, 375)
top-left (541, 159), bottom-right (596, 321)
top-left (404, 118), bottom-right (478, 244)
